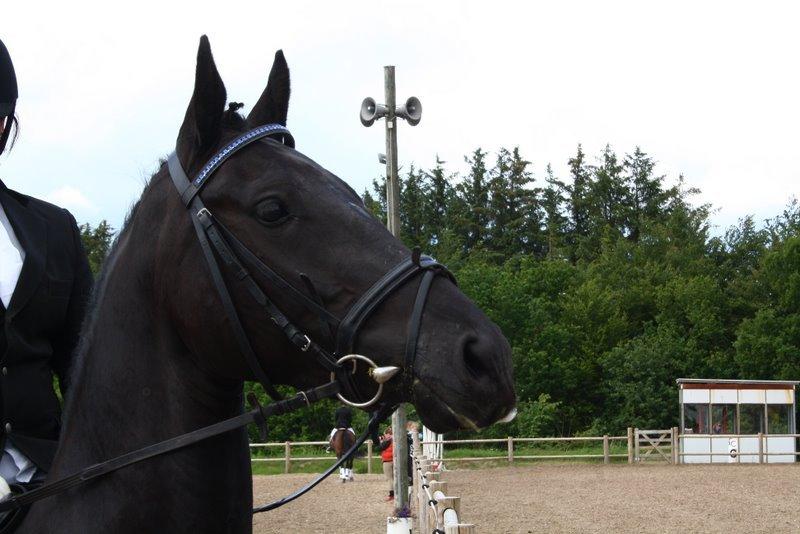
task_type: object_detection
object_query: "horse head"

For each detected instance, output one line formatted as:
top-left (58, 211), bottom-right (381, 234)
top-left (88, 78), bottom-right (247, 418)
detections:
top-left (161, 36), bottom-right (516, 433)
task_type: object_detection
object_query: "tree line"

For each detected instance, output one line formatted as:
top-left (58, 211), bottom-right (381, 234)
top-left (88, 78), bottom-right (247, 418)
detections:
top-left (79, 143), bottom-right (800, 440)
top-left (364, 144), bottom-right (799, 438)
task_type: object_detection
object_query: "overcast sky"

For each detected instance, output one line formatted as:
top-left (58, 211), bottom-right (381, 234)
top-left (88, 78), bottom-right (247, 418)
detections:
top-left (1, 1), bottom-right (798, 235)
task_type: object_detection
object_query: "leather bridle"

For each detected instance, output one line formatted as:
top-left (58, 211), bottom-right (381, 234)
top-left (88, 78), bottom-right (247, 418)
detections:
top-left (0, 123), bottom-right (454, 518)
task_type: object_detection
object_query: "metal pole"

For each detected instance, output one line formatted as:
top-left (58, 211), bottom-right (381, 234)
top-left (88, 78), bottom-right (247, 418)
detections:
top-left (384, 66), bottom-right (401, 236)
top-left (384, 65), bottom-right (409, 511)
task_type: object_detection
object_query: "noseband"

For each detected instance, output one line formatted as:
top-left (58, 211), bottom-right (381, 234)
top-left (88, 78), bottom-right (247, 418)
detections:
top-left (167, 123), bottom-right (454, 407)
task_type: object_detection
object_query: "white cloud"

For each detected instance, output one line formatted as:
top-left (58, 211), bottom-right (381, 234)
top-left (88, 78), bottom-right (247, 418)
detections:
top-left (44, 186), bottom-right (96, 213)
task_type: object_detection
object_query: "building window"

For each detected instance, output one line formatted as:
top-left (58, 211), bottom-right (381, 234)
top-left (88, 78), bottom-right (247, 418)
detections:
top-left (684, 404), bottom-right (709, 434)
top-left (711, 404), bottom-right (736, 434)
top-left (767, 404), bottom-right (791, 434)
top-left (739, 405), bottom-right (766, 434)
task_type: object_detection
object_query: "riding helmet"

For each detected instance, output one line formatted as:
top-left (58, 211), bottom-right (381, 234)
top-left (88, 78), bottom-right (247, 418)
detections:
top-left (0, 38), bottom-right (18, 154)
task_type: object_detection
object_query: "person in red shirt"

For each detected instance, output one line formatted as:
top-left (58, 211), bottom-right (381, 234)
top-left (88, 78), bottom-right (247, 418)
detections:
top-left (377, 427), bottom-right (394, 501)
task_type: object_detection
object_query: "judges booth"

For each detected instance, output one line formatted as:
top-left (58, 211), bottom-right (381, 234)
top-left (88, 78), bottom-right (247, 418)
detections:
top-left (678, 378), bottom-right (798, 463)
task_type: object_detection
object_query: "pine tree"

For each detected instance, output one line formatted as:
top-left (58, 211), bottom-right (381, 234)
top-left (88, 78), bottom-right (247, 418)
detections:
top-left (541, 164), bottom-right (569, 259)
top-left (456, 148), bottom-right (491, 252)
top-left (566, 144), bottom-right (591, 262)
top-left (400, 165), bottom-right (428, 249)
top-left (424, 156), bottom-right (456, 255)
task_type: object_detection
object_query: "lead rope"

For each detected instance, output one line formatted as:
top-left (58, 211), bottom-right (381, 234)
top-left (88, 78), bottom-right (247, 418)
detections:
top-left (0, 382), bottom-right (346, 513)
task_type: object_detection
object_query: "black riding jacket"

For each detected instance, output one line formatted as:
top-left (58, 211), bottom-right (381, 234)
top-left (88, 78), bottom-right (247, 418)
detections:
top-left (0, 182), bottom-right (92, 472)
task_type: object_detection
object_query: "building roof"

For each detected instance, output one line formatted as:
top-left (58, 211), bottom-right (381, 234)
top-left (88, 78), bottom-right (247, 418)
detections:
top-left (676, 378), bottom-right (800, 386)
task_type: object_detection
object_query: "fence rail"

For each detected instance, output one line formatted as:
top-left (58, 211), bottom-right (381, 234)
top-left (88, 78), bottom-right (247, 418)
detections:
top-left (249, 433), bottom-right (639, 474)
top-left (249, 428), bottom-right (800, 473)
top-left (412, 432), bottom-right (476, 533)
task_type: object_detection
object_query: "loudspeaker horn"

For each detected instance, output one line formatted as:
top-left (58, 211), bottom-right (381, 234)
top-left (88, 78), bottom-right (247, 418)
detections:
top-left (396, 96), bottom-right (422, 126)
top-left (360, 97), bottom-right (387, 127)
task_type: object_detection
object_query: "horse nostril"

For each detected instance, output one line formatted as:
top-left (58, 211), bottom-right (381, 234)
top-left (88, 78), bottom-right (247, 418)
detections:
top-left (463, 338), bottom-right (491, 379)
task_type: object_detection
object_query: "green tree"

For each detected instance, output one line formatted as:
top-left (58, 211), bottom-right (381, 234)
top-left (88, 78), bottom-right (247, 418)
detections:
top-left (79, 220), bottom-right (115, 276)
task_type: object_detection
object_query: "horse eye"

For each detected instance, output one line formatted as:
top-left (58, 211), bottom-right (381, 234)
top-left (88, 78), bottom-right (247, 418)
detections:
top-left (255, 198), bottom-right (289, 224)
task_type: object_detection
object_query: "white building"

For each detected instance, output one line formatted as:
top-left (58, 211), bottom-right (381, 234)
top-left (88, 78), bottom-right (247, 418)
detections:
top-left (677, 378), bottom-right (798, 463)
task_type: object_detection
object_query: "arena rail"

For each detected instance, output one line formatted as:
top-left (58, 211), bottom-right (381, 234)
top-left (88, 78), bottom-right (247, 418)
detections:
top-left (411, 432), bottom-right (476, 533)
top-left (420, 434), bottom-right (631, 465)
top-left (249, 440), bottom-right (377, 474)
top-left (249, 429), bottom-right (646, 474)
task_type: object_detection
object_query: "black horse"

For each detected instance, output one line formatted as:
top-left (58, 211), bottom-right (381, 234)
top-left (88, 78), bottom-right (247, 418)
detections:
top-left (18, 37), bottom-right (515, 533)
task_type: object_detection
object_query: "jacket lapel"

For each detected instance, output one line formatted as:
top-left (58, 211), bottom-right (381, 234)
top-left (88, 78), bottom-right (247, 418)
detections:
top-left (0, 183), bottom-right (47, 319)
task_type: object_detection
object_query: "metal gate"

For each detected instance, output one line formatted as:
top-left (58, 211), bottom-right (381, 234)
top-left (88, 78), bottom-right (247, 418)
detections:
top-left (634, 428), bottom-right (675, 463)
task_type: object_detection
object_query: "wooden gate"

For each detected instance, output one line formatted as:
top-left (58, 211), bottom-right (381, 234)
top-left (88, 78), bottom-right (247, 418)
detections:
top-left (634, 428), bottom-right (676, 463)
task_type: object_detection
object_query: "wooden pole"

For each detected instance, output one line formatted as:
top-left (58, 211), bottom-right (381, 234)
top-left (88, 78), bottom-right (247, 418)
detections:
top-left (507, 436), bottom-right (514, 464)
top-left (384, 66), bottom-right (401, 236)
top-left (430, 480), bottom-right (448, 496)
top-left (758, 432), bottom-right (764, 464)
top-left (445, 525), bottom-right (476, 534)
top-left (437, 496), bottom-right (461, 526)
top-left (627, 427), bottom-right (634, 464)
top-left (634, 428), bottom-right (640, 463)
top-left (284, 441), bottom-right (291, 474)
top-left (417, 460), bottom-right (428, 531)
top-left (603, 435), bottom-right (610, 464)
top-left (367, 439), bottom-right (373, 474)
top-left (384, 65), bottom-right (409, 512)
top-left (671, 427), bottom-right (679, 465)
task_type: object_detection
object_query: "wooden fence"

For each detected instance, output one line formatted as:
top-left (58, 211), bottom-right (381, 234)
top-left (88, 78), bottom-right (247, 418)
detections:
top-left (411, 432), bottom-right (475, 533)
top-left (249, 440), bottom-right (376, 474)
top-left (248, 428), bottom-right (680, 474)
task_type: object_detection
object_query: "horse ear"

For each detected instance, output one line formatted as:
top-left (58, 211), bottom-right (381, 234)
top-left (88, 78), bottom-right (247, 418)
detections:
top-left (177, 35), bottom-right (227, 171)
top-left (246, 50), bottom-right (290, 127)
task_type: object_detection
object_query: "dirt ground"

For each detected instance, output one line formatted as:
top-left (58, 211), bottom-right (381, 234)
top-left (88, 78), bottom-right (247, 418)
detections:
top-left (252, 463), bottom-right (800, 533)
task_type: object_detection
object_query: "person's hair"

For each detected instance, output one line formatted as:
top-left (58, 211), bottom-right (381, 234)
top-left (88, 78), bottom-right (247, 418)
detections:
top-left (385, 427), bottom-right (392, 435)
top-left (1, 114), bottom-right (19, 155)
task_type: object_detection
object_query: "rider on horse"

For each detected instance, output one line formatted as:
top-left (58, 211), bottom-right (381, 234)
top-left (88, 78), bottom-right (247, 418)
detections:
top-left (329, 406), bottom-right (355, 481)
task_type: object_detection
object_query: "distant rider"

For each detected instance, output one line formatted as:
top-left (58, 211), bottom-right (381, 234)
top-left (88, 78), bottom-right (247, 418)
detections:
top-left (329, 406), bottom-right (356, 481)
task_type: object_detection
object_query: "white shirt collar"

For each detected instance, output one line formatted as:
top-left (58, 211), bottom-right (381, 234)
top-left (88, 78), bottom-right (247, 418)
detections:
top-left (0, 201), bottom-right (25, 308)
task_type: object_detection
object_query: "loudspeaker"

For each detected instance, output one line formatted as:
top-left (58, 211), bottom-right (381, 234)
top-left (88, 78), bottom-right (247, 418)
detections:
top-left (396, 96), bottom-right (421, 126)
top-left (360, 97), bottom-right (387, 127)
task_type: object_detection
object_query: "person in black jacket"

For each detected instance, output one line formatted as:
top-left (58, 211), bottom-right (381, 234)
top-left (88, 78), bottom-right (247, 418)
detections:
top-left (328, 406), bottom-right (355, 445)
top-left (0, 37), bottom-right (92, 494)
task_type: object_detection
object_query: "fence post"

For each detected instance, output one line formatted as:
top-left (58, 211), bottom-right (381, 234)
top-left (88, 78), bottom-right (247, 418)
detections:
top-left (417, 460), bottom-right (429, 531)
top-left (603, 435), bottom-right (610, 464)
top-left (758, 432), bottom-right (764, 464)
top-left (671, 427), bottom-right (679, 465)
top-left (284, 441), bottom-right (291, 474)
top-left (430, 480), bottom-right (448, 496)
top-left (445, 525), bottom-right (476, 534)
top-left (507, 436), bottom-right (514, 464)
top-left (634, 428), bottom-right (640, 463)
top-left (437, 496), bottom-right (461, 527)
top-left (367, 439), bottom-right (373, 474)
top-left (627, 427), bottom-right (634, 464)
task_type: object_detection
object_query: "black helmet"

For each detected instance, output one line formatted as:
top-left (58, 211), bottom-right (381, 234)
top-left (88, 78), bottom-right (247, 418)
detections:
top-left (0, 38), bottom-right (18, 154)
top-left (0, 39), bottom-right (17, 117)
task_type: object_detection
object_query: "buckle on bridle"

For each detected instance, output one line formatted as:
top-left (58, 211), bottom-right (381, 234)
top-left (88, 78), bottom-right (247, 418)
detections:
top-left (330, 354), bottom-right (400, 409)
top-left (300, 335), bottom-right (312, 352)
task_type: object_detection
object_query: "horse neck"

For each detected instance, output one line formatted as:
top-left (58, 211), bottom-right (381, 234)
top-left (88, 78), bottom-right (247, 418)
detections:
top-left (33, 179), bottom-right (253, 532)
top-left (57, 181), bottom-right (245, 468)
